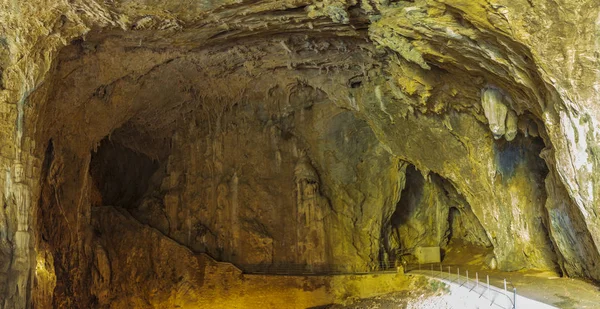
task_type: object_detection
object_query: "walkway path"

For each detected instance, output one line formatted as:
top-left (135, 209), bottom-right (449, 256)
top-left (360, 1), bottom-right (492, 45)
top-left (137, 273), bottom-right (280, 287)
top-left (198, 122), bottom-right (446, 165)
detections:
top-left (410, 269), bottom-right (557, 309)
top-left (485, 269), bottom-right (600, 309)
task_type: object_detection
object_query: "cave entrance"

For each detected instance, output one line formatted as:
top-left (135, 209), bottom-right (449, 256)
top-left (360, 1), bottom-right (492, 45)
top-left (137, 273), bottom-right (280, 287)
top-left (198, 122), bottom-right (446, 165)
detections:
top-left (390, 165), bottom-right (426, 256)
top-left (442, 205), bottom-right (494, 267)
top-left (388, 164), bottom-right (493, 266)
top-left (447, 207), bottom-right (460, 241)
top-left (89, 137), bottom-right (160, 209)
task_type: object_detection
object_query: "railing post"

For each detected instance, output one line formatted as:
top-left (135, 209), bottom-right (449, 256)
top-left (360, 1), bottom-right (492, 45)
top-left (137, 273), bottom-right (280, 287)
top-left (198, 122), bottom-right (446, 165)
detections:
top-left (487, 275), bottom-right (490, 295)
top-left (457, 268), bottom-right (460, 282)
top-left (504, 278), bottom-right (507, 292)
top-left (466, 270), bottom-right (469, 285)
top-left (513, 287), bottom-right (517, 309)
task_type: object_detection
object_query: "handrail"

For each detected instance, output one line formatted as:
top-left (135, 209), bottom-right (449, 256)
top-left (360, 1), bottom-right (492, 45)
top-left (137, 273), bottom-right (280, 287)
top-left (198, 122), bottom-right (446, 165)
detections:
top-left (226, 260), bottom-right (518, 308)
top-left (238, 261), bottom-right (398, 275)
top-left (407, 263), bottom-right (517, 309)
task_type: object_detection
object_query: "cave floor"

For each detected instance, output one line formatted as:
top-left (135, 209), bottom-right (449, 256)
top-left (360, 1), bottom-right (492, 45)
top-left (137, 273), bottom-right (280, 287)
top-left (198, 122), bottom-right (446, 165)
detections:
top-left (406, 241), bottom-right (600, 309)
top-left (487, 270), bottom-right (600, 309)
top-left (402, 269), bottom-right (600, 309)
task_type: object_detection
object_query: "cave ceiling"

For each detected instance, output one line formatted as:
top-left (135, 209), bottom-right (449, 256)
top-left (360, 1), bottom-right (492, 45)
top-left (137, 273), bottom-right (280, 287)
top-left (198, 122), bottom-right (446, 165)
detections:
top-left (1, 0), bottom-right (600, 308)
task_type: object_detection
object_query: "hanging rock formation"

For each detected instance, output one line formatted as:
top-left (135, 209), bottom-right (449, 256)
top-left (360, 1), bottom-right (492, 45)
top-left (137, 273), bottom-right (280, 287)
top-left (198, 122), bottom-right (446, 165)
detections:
top-left (505, 110), bottom-right (519, 141)
top-left (481, 86), bottom-right (520, 141)
top-left (481, 87), bottom-right (509, 139)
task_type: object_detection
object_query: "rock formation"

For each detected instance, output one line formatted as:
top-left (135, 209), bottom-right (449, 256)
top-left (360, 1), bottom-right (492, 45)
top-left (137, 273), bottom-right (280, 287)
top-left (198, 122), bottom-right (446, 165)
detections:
top-left (481, 87), bottom-right (510, 139)
top-left (0, 0), bottom-right (599, 307)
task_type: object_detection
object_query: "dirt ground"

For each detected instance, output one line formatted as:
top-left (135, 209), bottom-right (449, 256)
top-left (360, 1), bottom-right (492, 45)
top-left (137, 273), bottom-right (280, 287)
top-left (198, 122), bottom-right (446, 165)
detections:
top-left (321, 276), bottom-right (452, 309)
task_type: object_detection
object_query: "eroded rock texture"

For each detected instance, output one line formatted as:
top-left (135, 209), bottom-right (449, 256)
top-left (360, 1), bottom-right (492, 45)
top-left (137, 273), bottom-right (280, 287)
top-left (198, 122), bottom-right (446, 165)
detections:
top-left (1, 0), bottom-right (600, 307)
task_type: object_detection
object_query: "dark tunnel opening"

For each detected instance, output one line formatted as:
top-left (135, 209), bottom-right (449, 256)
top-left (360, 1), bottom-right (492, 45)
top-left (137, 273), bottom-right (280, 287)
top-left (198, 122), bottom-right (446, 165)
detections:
top-left (89, 138), bottom-right (159, 209)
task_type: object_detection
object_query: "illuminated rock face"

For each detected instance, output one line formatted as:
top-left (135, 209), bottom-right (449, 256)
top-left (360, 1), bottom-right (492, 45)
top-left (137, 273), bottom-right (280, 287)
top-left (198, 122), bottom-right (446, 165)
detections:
top-left (481, 87), bottom-right (509, 139)
top-left (1, 0), bottom-right (600, 307)
top-left (480, 87), bottom-right (520, 141)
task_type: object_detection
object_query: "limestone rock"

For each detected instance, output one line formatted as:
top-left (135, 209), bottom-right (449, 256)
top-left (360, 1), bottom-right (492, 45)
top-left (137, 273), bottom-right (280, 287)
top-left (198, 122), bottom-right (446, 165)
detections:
top-left (481, 87), bottom-right (508, 139)
top-left (505, 110), bottom-right (518, 141)
top-left (0, 0), bottom-right (599, 307)
top-left (485, 254), bottom-right (498, 270)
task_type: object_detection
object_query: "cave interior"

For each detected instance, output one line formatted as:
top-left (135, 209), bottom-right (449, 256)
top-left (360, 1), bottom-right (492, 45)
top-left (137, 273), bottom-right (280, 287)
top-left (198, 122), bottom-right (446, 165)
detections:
top-left (5, 1), bottom-right (598, 308)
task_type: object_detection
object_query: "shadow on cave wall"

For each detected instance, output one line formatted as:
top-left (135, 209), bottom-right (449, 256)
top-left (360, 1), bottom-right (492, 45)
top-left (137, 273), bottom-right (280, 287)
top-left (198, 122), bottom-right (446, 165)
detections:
top-left (494, 135), bottom-right (548, 182)
top-left (390, 165), bottom-right (424, 228)
top-left (384, 164), bottom-right (494, 267)
top-left (447, 207), bottom-right (460, 242)
top-left (89, 138), bottom-right (159, 209)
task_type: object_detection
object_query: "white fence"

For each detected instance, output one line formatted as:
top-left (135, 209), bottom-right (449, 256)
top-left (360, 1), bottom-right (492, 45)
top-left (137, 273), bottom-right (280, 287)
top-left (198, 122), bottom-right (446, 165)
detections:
top-left (408, 264), bottom-right (516, 309)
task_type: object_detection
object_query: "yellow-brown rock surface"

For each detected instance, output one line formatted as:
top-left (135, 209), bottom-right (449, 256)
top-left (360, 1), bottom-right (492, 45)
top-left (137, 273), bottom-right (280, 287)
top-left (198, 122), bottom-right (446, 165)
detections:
top-left (0, 0), bottom-right (599, 308)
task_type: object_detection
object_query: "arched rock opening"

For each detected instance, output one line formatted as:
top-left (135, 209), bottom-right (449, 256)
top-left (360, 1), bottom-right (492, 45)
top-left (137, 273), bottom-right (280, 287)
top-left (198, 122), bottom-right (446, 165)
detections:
top-left (26, 14), bottom-right (598, 307)
top-left (89, 139), bottom-right (159, 209)
top-left (386, 164), bottom-right (494, 267)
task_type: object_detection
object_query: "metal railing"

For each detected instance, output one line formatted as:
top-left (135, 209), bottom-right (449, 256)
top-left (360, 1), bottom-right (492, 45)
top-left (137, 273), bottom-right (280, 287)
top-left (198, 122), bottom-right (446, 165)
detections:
top-left (236, 260), bottom-right (517, 308)
top-left (238, 261), bottom-right (399, 275)
top-left (407, 263), bottom-right (516, 309)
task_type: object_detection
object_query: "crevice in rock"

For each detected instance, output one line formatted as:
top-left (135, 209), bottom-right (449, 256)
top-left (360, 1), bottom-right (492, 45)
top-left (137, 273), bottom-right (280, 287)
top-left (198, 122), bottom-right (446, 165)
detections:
top-left (446, 207), bottom-right (460, 243)
top-left (492, 125), bottom-right (562, 273)
top-left (89, 138), bottom-right (159, 209)
top-left (493, 135), bottom-right (548, 183)
top-left (387, 164), bottom-right (494, 266)
top-left (390, 165), bottom-right (425, 252)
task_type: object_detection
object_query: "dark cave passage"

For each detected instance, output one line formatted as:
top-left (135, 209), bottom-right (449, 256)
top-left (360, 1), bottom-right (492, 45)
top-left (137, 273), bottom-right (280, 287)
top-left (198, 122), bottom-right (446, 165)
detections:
top-left (89, 138), bottom-right (159, 209)
top-left (493, 134), bottom-right (549, 183)
top-left (446, 207), bottom-right (460, 242)
top-left (386, 164), bottom-right (493, 266)
top-left (391, 165), bottom-right (425, 231)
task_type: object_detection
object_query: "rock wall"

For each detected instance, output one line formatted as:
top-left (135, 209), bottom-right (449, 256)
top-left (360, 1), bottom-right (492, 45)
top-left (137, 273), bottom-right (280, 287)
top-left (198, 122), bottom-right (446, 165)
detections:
top-left (90, 205), bottom-right (415, 308)
top-left (126, 83), bottom-right (402, 272)
top-left (0, 0), bottom-right (599, 308)
top-left (389, 166), bottom-right (492, 258)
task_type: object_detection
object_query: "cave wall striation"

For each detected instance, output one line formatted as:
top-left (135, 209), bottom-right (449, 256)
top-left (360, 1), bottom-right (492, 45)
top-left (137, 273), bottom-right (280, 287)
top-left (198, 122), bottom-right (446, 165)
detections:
top-left (0, 0), bottom-right (599, 308)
